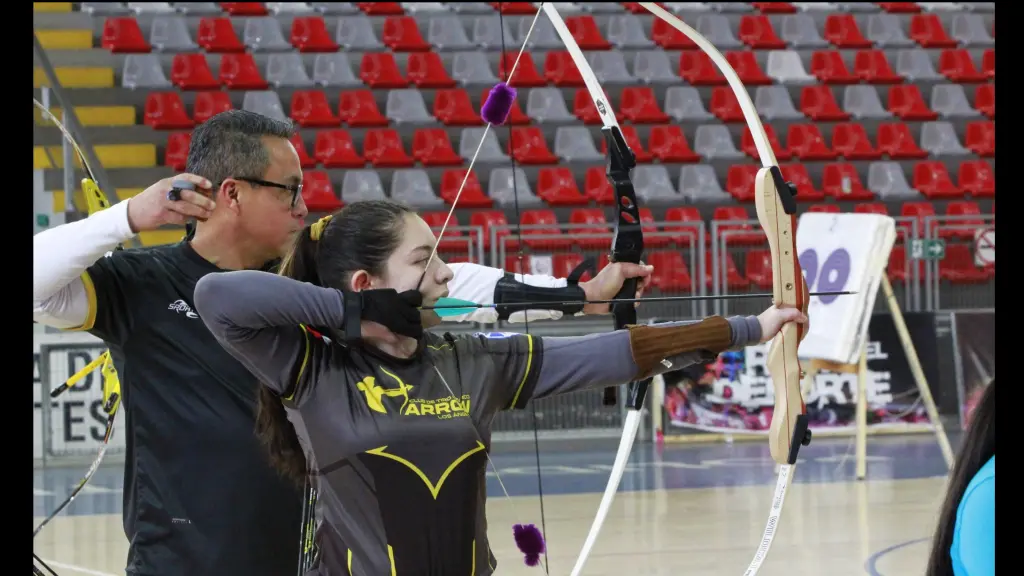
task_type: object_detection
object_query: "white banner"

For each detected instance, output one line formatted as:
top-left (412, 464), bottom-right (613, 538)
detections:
top-left (795, 213), bottom-right (896, 364)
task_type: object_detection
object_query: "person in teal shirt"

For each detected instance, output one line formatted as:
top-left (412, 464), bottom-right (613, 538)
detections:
top-left (928, 379), bottom-right (995, 575)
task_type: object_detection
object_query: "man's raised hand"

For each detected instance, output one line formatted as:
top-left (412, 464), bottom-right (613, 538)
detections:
top-left (127, 174), bottom-right (216, 232)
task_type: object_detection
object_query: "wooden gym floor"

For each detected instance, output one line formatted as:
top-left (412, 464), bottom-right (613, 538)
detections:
top-left (34, 434), bottom-right (951, 576)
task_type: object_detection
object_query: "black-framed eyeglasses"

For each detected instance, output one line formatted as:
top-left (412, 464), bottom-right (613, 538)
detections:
top-left (234, 177), bottom-right (303, 208)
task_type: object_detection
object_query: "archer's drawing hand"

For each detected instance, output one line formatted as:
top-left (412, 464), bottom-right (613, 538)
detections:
top-left (127, 174), bottom-right (215, 232)
top-left (756, 306), bottom-right (809, 343)
top-left (579, 262), bottom-right (654, 315)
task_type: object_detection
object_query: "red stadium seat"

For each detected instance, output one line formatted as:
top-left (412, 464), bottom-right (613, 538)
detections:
top-left (877, 122), bottom-right (928, 159)
top-left (600, 125), bottom-right (653, 163)
top-left (433, 89), bottom-right (482, 126)
top-left (822, 163), bottom-right (874, 200)
top-left (301, 171), bottom-right (342, 213)
top-left (219, 53), bottom-right (268, 89)
top-left (652, 17), bottom-right (697, 49)
top-left (144, 92), bottom-right (193, 130)
top-left (338, 90), bottom-right (389, 127)
top-left (751, 1), bottom-right (796, 12)
top-left (710, 87), bottom-right (745, 122)
top-left (508, 127), bottom-right (559, 164)
top-left (727, 164), bottom-right (760, 202)
top-left (101, 17), bottom-right (151, 53)
top-left (164, 132), bottom-right (190, 171)
top-left (726, 51), bottom-right (773, 85)
top-left (665, 207), bottom-right (707, 245)
top-left (831, 122), bottom-right (881, 160)
top-left (638, 207), bottom-right (670, 248)
top-left (420, 211), bottom-right (466, 252)
top-left (800, 85), bottom-right (850, 121)
top-left (713, 206), bottom-right (763, 245)
top-left (742, 124), bottom-right (790, 161)
top-left (855, 203), bottom-right (889, 215)
top-left (649, 125), bottom-right (701, 163)
top-left (738, 15), bottom-right (786, 49)
top-left (520, 209), bottom-right (572, 249)
top-left (574, 89), bottom-right (609, 125)
top-left (193, 90), bottom-right (233, 123)
top-left (553, 254), bottom-right (590, 282)
top-left (854, 50), bottom-right (902, 84)
top-left (583, 166), bottom-right (614, 205)
top-left (407, 52), bottom-right (456, 88)
top-left (363, 129), bottom-right (414, 167)
top-left (940, 201), bottom-right (984, 241)
top-left (824, 15), bottom-right (872, 48)
top-left (489, 2), bottom-right (535, 14)
top-left (360, 53), bottom-right (409, 88)
top-left (382, 16), bottom-right (430, 51)
top-left (779, 163), bottom-right (825, 201)
top-left (313, 130), bottom-right (365, 168)
top-left (982, 49), bottom-right (994, 79)
top-left (680, 51), bottom-right (726, 85)
top-left (811, 50), bottom-right (857, 84)
top-left (910, 14), bottom-right (957, 48)
top-left (958, 160), bottom-right (994, 198)
top-left (498, 51), bottom-right (546, 87)
top-left (289, 134), bottom-right (316, 169)
top-left (357, 2), bottom-right (404, 15)
top-left (565, 15), bottom-right (611, 50)
top-left (877, 2), bottom-right (920, 12)
top-left (619, 87), bottom-right (669, 123)
top-left (975, 84), bottom-right (994, 118)
top-left (705, 252), bottom-right (747, 290)
top-left (545, 51), bottom-right (585, 86)
top-left (536, 167), bottom-right (588, 205)
top-left (940, 244), bottom-right (989, 283)
top-left (746, 250), bottom-right (774, 289)
top-left (808, 203), bottom-right (841, 213)
top-left (913, 161), bottom-right (962, 199)
top-left (470, 210), bottom-right (515, 249)
top-left (290, 16), bottom-right (338, 52)
top-left (568, 208), bottom-right (610, 249)
top-left (900, 202), bottom-right (937, 238)
top-left (197, 17), bottom-right (245, 52)
top-left (290, 90), bottom-right (341, 127)
top-left (412, 129), bottom-right (463, 166)
top-left (171, 54), bottom-right (220, 90)
top-left (440, 169), bottom-right (492, 208)
top-left (965, 121), bottom-right (994, 156)
top-left (786, 124), bottom-right (837, 161)
top-left (220, 3), bottom-right (267, 16)
top-left (939, 49), bottom-right (987, 83)
top-left (648, 251), bottom-right (693, 293)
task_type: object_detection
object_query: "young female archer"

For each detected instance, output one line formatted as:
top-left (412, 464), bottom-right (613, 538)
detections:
top-left (193, 200), bottom-right (807, 575)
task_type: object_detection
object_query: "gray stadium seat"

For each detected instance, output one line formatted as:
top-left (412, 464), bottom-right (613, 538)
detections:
top-left (428, 15), bottom-right (475, 51)
top-left (149, 16), bottom-right (198, 51)
top-left (606, 15), bottom-right (654, 49)
top-left (526, 87), bottom-right (575, 123)
top-left (633, 50), bottom-right (680, 84)
top-left (385, 89), bottom-right (435, 125)
top-left (694, 125), bottom-right (744, 160)
top-left (128, 2), bottom-right (173, 13)
top-left (842, 85), bottom-right (893, 119)
top-left (951, 13), bottom-right (995, 46)
top-left (754, 86), bottom-right (805, 120)
top-left (266, 53), bottom-right (314, 87)
top-left (244, 17), bottom-right (291, 51)
top-left (780, 15), bottom-right (829, 48)
top-left (174, 3), bottom-right (221, 15)
top-left (964, 2), bottom-right (995, 11)
top-left (931, 84), bottom-right (981, 119)
top-left (390, 169), bottom-right (444, 209)
top-left (869, 162), bottom-right (918, 200)
top-left (311, 2), bottom-right (359, 15)
top-left (519, 16), bottom-right (563, 50)
top-left (81, 3), bottom-right (131, 16)
top-left (312, 53), bottom-right (361, 87)
top-left (266, 2), bottom-right (315, 13)
top-left (706, 2), bottom-right (753, 11)
top-left (579, 2), bottom-right (625, 12)
top-left (547, 3), bottom-right (584, 14)
top-left (459, 128), bottom-right (508, 164)
top-left (587, 51), bottom-right (636, 84)
top-left (896, 49), bottom-right (943, 82)
top-left (696, 15), bottom-right (743, 48)
top-left (122, 54), bottom-right (172, 89)
top-left (242, 91), bottom-right (289, 122)
top-left (633, 166), bottom-right (680, 204)
top-left (766, 50), bottom-right (817, 84)
top-left (664, 3), bottom-right (713, 12)
top-left (865, 14), bottom-right (915, 48)
top-left (341, 170), bottom-right (388, 202)
top-left (920, 121), bottom-right (971, 157)
top-left (488, 167), bottom-right (543, 208)
top-left (336, 15), bottom-right (384, 50)
top-left (401, 2), bottom-right (448, 13)
top-left (918, 2), bottom-right (964, 11)
top-left (792, 3), bottom-right (840, 10)
top-left (836, 2), bottom-right (878, 11)
top-left (664, 86), bottom-right (715, 121)
top-left (679, 165), bottom-right (731, 203)
top-left (471, 15), bottom-right (516, 50)
top-left (451, 52), bottom-right (499, 86)
top-left (554, 127), bottom-right (603, 162)
top-left (450, 2), bottom-right (493, 13)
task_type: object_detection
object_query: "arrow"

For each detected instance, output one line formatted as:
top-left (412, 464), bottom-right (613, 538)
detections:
top-left (424, 291), bottom-right (857, 317)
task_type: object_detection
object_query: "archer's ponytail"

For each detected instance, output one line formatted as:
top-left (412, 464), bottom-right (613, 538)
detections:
top-left (278, 217), bottom-right (330, 286)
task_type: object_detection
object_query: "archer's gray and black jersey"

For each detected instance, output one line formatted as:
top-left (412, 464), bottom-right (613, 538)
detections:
top-left (80, 241), bottom-right (303, 576)
top-left (194, 270), bottom-right (763, 576)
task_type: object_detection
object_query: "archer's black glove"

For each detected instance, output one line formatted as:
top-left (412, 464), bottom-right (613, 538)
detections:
top-left (343, 289), bottom-right (424, 340)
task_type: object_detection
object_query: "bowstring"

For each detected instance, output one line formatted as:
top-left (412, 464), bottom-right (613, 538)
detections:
top-left (499, 4), bottom-right (550, 574)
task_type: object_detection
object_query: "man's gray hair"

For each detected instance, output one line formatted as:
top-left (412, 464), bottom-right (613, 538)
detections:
top-left (186, 110), bottom-right (296, 186)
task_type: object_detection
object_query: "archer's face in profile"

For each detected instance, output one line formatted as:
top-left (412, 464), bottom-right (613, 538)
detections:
top-left (380, 214), bottom-right (453, 329)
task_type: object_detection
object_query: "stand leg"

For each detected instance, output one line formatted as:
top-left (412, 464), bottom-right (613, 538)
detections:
top-left (855, 343), bottom-right (868, 480)
top-left (880, 275), bottom-right (955, 469)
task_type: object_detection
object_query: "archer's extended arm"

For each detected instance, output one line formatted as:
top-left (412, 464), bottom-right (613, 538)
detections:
top-left (445, 262), bottom-right (586, 323)
top-left (33, 199), bottom-right (136, 330)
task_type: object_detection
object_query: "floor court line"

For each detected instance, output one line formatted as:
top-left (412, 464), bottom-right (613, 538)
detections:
top-left (863, 538), bottom-right (930, 576)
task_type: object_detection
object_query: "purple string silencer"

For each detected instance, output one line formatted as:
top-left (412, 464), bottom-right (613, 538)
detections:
top-left (481, 82), bottom-right (517, 126)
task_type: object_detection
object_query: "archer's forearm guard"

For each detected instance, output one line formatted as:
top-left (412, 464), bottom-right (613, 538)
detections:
top-left (493, 273), bottom-right (587, 321)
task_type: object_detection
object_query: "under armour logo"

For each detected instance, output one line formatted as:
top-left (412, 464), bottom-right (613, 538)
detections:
top-left (168, 300), bottom-right (199, 319)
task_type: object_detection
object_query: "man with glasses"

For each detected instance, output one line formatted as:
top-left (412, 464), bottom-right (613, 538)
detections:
top-left (33, 110), bottom-right (653, 575)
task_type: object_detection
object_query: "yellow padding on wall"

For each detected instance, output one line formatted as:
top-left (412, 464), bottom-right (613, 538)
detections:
top-left (36, 106), bottom-right (136, 127)
top-left (34, 144), bottom-right (156, 170)
top-left (34, 67), bottom-right (114, 89)
top-left (34, 3), bottom-right (73, 12)
top-left (139, 229), bottom-right (186, 246)
top-left (51, 188), bottom-right (144, 213)
top-left (35, 30), bottom-right (93, 50)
